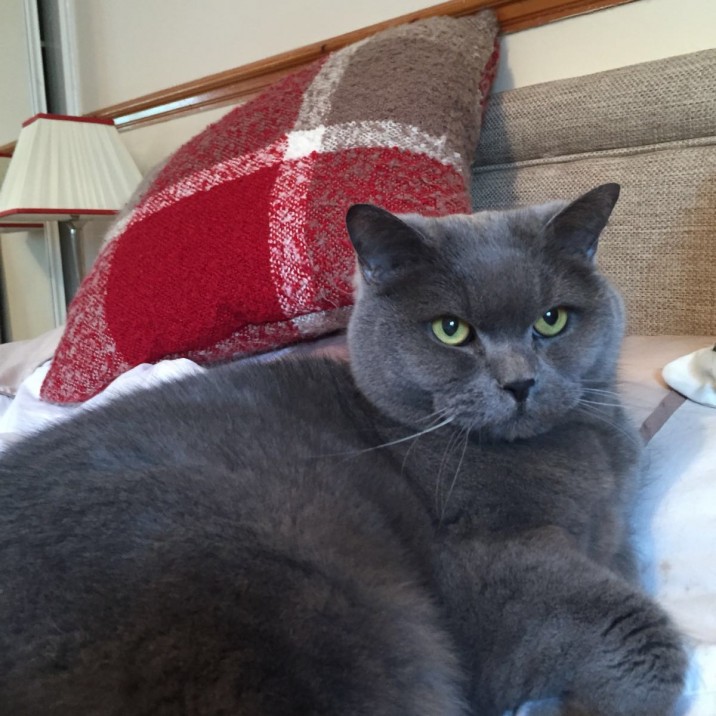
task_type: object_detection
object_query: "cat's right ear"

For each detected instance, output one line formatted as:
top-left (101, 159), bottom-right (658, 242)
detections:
top-left (346, 204), bottom-right (432, 287)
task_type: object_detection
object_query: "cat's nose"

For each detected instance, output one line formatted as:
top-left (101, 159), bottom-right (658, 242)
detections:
top-left (502, 378), bottom-right (535, 403)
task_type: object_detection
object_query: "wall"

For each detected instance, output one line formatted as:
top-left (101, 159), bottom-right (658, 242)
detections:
top-left (0, 0), bottom-right (35, 146)
top-left (0, 0), bottom-right (59, 342)
top-left (493, 0), bottom-right (716, 92)
top-left (1, 231), bottom-right (61, 341)
top-left (70, 0), bottom-right (440, 113)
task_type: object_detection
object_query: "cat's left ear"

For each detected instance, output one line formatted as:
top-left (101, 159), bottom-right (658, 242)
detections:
top-left (346, 204), bottom-right (433, 286)
top-left (544, 183), bottom-right (620, 260)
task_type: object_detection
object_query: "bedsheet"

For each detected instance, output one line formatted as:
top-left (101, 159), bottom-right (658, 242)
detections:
top-left (0, 359), bottom-right (204, 453)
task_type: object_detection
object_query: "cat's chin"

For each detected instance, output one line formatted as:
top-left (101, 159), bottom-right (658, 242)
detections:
top-left (490, 418), bottom-right (552, 442)
top-left (457, 409), bottom-right (564, 442)
top-left (473, 421), bottom-right (545, 442)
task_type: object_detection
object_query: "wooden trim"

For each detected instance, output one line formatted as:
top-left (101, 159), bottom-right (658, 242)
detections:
top-left (0, 0), bottom-right (636, 153)
top-left (497, 0), bottom-right (636, 31)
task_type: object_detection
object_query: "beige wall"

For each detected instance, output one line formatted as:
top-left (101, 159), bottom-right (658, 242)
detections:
top-left (494, 0), bottom-right (716, 92)
top-left (70, 0), bottom-right (439, 113)
top-left (1, 230), bottom-right (60, 341)
top-left (0, 0), bottom-right (58, 342)
top-left (0, 0), bottom-right (35, 146)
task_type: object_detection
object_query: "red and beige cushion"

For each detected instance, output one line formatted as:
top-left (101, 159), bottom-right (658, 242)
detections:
top-left (42, 12), bottom-right (499, 403)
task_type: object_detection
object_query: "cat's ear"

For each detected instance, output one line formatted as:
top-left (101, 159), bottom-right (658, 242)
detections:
top-left (346, 204), bottom-right (432, 286)
top-left (544, 183), bottom-right (620, 260)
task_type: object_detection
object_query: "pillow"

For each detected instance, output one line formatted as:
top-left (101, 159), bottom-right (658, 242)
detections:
top-left (41, 11), bottom-right (500, 403)
top-left (663, 344), bottom-right (716, 408)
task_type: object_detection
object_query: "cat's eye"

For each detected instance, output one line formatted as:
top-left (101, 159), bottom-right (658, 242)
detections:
top-left (431, 316), bottom-right (473, 346)
top-left (533, 307), bottom-right (569, 337)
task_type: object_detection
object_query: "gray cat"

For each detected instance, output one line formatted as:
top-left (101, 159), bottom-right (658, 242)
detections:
top-left (0, 184), bottom-right (686, 715)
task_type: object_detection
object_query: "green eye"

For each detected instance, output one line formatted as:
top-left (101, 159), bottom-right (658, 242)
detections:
top-left (534, 307), bottom-right (569, 337)
top-left (431, 316), bottom-right (473, 346)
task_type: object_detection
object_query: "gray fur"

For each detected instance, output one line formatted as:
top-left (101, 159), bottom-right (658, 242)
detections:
top-left (0, 184), bottom-right (686, 715)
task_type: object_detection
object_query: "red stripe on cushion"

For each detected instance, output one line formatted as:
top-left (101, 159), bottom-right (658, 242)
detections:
top-left (104, 162), bottom-right (285, 363)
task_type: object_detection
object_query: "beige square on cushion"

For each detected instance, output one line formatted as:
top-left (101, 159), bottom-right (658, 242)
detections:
top-left (41, 11), bottom-right (499, 404)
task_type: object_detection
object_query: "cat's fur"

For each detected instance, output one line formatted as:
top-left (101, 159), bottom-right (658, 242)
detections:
top-left (0, 184), bottom-right (686, 715)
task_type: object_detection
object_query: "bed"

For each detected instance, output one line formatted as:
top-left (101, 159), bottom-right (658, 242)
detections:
top-left (0, 5), bottom-right (714, 714)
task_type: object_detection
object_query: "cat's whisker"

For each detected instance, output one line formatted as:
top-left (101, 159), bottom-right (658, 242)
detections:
top-left (580, 390), bottom-right (654, 415)
top-left (326, 415), bottom-right (455, 459)
top-left (576, 402), bottom-right (641, 447)
top-left (579, 398), bottom-right (624, 408)
top-left (369, 416), bottom-right (456, 451)
top-left (581, 388), bottom-right (651, 413)
top-left (415, 407), bottom-right (453, 425)
top-left (401, 410), bottom-right (453, 478)
top-left (584, 377), bottom-right (650, 392)
top-left (582, 387), bottom-right (622, 398)
top-left (435, 425), bottom-right (464, 516)
top-left (439, 427), bottom-right (471, 525)
top-left (583, 383), bottom-right (649, 408)
top-left (400, 437), bottom-right (418, 479)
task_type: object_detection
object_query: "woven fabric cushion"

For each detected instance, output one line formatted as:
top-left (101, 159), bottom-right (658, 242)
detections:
top-left (42, 12), bottom-right (499, 403)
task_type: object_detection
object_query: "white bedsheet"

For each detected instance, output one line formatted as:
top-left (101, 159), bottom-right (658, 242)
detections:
top-left (637, 398), bottom-right (716, 715)
top-left (0, 359), bottom-right (204, 452)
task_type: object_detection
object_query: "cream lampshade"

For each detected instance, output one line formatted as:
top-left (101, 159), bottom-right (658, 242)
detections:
top-left (0, 114), bottom-right (142, 299)
top-left (0, 152), bottom-right (42, 232)
top-left (0, 114), bottom-right (142, 223)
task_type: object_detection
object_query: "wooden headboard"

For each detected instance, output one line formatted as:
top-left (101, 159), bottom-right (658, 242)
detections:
top-left (0, 0), bottom-right (634, 154)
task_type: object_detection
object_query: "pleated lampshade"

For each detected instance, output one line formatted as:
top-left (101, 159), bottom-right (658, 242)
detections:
top-left (0, 152), bottom-right (42, 231)
top-left (0, 114), bottom-right (142, 223)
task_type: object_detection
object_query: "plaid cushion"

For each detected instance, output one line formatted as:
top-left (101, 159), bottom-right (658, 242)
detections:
top-left (42, 11), bottom-right (499, 403)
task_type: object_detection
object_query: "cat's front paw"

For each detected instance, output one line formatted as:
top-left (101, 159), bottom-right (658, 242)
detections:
top-left (516, 698), bottom-right (591, 716)
top-left (572, 593), bottom-right (687, 716)
top-left (512, 697), bottom-right (590, 716)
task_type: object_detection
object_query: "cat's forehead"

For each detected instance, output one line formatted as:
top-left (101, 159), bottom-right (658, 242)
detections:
top-left (444, 201), bottom-right (567, 247)
top-left (402, 201), bottom-right (567, 258)
top-left (399, 202), bottom-right (590, 326)
top-left (403, 204), bottom-right (565, 279)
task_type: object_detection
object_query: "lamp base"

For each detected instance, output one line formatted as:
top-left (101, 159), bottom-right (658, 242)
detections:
top-left (59, 218), bottom-right (84, 305)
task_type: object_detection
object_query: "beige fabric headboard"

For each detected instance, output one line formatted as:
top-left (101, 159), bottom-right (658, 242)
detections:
top-left (471, 49), bottom-right (716, 336)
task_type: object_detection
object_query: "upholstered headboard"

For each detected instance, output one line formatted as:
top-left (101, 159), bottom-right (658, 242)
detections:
top-left (472, 49), bottom-right (716, 336)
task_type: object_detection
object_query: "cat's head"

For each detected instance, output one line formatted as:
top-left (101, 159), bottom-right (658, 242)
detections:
top-left (345, 184), bottom-right (624, 441)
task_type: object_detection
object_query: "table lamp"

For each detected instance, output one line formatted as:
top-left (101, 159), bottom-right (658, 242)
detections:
top-left (0, 114), bottom-right (142, 299)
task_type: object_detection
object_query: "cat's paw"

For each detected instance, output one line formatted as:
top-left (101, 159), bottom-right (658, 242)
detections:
top-left (575, 594), bottom-right (687, 716)
top-left (511, 697), bottom-right (590, 716)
